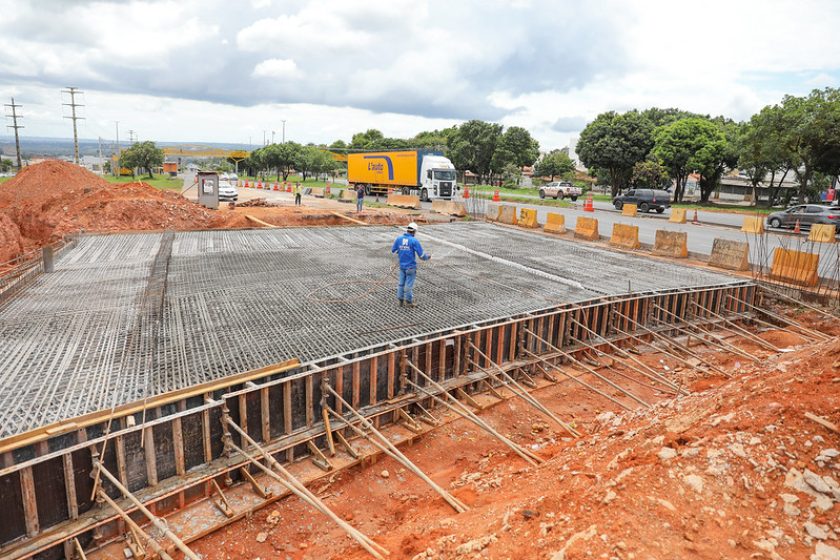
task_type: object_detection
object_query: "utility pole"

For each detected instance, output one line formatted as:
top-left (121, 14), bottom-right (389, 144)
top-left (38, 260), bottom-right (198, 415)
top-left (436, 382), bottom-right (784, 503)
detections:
top-left (97, 137), bottom-right (104, 175)
top-left (128, 129), bottom-right (136, 144)
top-left (271, 130), bottom-right (275, 144)
top-left (61, 87), bottom-right (84, 164)
top-left (282, 120), bottom-right (286, 143)
top-left (4, 97), bottom-right (23, 169)
top-left (114, 121), bottom-right (120, 176)
top-left (263, 130), bottom-right (266, 146)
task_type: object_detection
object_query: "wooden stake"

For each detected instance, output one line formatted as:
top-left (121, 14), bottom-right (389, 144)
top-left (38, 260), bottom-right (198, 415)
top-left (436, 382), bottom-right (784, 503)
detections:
top-left (96, 490), bottom-right (175, 560)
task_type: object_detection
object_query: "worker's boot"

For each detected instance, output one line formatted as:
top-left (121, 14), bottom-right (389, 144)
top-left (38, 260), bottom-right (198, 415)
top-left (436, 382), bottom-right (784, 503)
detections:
top-left (398, 299), bottom-right (404, 307)
top-left (405, 301), bottom-right (417, 308)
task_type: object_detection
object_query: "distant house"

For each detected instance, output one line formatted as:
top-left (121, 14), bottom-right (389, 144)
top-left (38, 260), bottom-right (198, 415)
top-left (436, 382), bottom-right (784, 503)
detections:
top-left (681, 170), bottom-right (798, 203)
top-left (81, 155), bottom-right (108, 173)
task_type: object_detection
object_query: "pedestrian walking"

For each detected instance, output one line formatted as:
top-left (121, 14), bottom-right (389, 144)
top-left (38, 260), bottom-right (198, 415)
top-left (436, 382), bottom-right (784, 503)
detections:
top-left (356, 184), bottom-right (365, 212)
top-left (391, 222), bottom-right (430, 308)
top-left (294, 182), bottom-right (302, 206)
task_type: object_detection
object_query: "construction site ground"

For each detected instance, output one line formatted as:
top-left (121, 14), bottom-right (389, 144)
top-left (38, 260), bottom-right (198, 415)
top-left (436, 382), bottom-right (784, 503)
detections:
top-left (184, 307), bottom-right (839, 560)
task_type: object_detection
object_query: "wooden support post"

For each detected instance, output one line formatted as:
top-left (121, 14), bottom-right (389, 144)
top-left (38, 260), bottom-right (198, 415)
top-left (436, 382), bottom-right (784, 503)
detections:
top-left (307, 441), bottom-right (333, 471)
top-left (335, 431), bottom-right (359, 459)
top-left (202, 404), bottom-right (212, 463)
top-left (73, 538), bottom-right (88, 560)
top-left (397, 408), bottom-right (423, 433)
top-left (283, 381), bottom-right (293, 463)
top-left (261, 387), bottom-right (271, 444)
top-left (239, 467), bottom-right (273, 499)
top-left (20, 466), bottom-right (39, 536)
top-left (210, 479), bottom-right (234, 518)
top-left (456, 388), bottom-right (483, 411)
top-left (143, 427), bottom-right (158, 486)
top-left (63, 453), bottom-right (79, 520)
top-left (172, 418), bottom-right (186, 476)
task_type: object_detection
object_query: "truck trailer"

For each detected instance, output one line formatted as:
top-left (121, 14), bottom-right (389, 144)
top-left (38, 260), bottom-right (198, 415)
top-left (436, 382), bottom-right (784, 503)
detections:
top-left (347, 149), bottom-right (458, 201)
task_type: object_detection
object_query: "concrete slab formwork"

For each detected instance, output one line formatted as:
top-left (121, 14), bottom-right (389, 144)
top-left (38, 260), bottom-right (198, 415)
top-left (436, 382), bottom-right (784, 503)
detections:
top-left (0, 222), bottom-right (753, 559)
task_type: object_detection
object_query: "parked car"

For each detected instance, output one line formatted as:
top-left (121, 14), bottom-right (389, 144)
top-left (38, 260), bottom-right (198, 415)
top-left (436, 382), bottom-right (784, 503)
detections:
top-left (539, 181), bottom-right (582, 201)
top-left (612, 189), bottom-right (672, 213)
top-left (218, 180), bottom-right (239, 202)
top-left (766, 204), bottom-right (840, 229)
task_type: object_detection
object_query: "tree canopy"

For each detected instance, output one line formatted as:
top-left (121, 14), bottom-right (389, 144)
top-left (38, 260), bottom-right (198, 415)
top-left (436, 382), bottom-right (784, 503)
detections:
top-left (534, 150), bottom-right (575, 181)
top-left (447, 120), bottom-right (503, 184)
top-left (119, 141), bottom-right (164, 179)
top-left (576, 110), bottom-right (653, 196)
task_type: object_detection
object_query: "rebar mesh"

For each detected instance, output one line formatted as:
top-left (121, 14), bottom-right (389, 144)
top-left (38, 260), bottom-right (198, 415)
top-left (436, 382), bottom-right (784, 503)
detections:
top-left (0, 223), bottom-right (742, 438)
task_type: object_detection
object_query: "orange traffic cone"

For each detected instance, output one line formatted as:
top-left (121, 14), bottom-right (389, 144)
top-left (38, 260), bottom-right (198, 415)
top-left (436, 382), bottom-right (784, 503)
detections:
top-left (794, 219), bottom-right (801, 234)
top-left (244, 180), bottom-right (250, 189)
top-left (463, 186), bottom-right (470, 200)
top-left (272, 182), bottom-right (278, 191)
top-left (583, 192), bottom-right (594, 212)
top-left (692, 209), bottom-right (699, 225)
top-left (492, 189), bottom-right (500, 202)
top-left (325, 182), bottom-right (331, 197)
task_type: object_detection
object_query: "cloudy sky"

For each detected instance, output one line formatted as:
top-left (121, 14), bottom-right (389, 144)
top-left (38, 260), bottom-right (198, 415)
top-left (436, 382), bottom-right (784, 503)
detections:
top-left (1, 0), bottom-right (839, 150)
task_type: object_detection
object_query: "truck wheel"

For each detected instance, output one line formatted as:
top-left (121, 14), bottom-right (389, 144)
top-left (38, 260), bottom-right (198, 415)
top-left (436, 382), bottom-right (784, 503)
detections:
top-left (421, 188), bottom-right (429, 202)
top-left (557, 193), bottom-right (563, 200)
top-left (655, 207), bottom-right (665, 214)
top-left (570, 195), bottom-right (578, 202)
top-left (402, 187), bottom-right (410, 195)
top-left (539, 190), bottom-right (546, 199)
top-left (639, 203), bottom-right (650, 213)
top-left (365, 185), bottom-right (371, 195)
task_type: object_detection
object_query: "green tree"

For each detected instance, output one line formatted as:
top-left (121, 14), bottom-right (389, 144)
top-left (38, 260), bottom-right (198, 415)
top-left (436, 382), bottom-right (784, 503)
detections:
top-left (652, 117), bottom-right (723, 202)
top-left (447, 120), bottom-right (503, 184)
top-left (0, 159), bottom-right (13, 172)
top-left (641, 107), bottom-right (703, 130)
top-left (411, 128), bottom-right (455, 150)
top-left (631, 158), bottom-right (670, 189)
top-left (577, 110), bottom-right (653, 197)
top-left (261, 142), bottom-right (303, 181)
top-left (119, 140), bottom-right (164, 179)
top-left (534, 150), bottom-right (575, 181)
top-left (737, 105), bottom-right (794, 206)
top-left (491, 126), bottom-right (540, 174)
top-left (691, 119), bottom-right (739, 202)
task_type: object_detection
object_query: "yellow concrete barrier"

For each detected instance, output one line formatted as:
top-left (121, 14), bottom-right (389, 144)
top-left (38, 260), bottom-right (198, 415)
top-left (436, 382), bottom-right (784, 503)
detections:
top-left (338, 189), bottom-right (356, 203)
top-left (708, 238), bottom-right (750, 271)
top-left (741, 215), bottom-right (765, 234)
top-left (386, 193), bottom-right (421, 209)
top-left (431, 200), bottom-right (467, 217)
top-left (770, 248), bottom-right (819, 287)
top-left (669, 208), bottom-right (687, 224)
top-left (621, 203), bottom-right (637, 217)
top-left (519, 208), bottom-right (538, 228)
top-left (610, 223), bottom-right (640, 250)
top-left (653, 230), bottom-right (688, 258)
top-left (486, 206), bottom-right (500, 222)
top-left (543, 212), bottom-right (566, 234)
top-left (310, 187), bottom-right (325, 198)
top-left (497, 205), bottom-right (518, 225)
top-left (809, 224), bottom-right (836, 243)
top-left (574, 216), bottom-right (599, 241)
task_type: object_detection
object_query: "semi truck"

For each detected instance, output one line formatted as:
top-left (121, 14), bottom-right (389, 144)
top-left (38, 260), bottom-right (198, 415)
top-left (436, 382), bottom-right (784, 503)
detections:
top-left (347, 149), bottom-right (458, 201)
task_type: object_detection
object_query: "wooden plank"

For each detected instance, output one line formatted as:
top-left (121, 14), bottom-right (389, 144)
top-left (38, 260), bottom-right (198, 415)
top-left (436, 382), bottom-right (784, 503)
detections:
top-left (335, 366), bottom-right (344, 414)
top-left (144, 427), bottom-right (158, 486)
top-left (63, 453), bottom-right (78, 519)
top-left (352, 362), bottom-right (361, 409)
top-left (305, 375), bottom-right (314, 427)
top-left (509, 322), bottom-right (518, 362)
top-left (453, 335), bottom-right (462, 378)
top-left (202, 406), bottom-right (212, 464)
top-left (387, 355), bottom-right (395, 399)
top-left (425, 342), bottom-right (433, 380)
top-left (20, 466), bottom-right (39, 536)
top-left (484, 327), bottom-right (493, 368)
top-left (261, 387), bottom-right (271, 444)
top-left (173, 418), bottom-right (185, 476)
top-left (283, 382), bottom-right (293, 463)
top-left (438, 340), bottom-right (446, 382)
top-left (115, 435), bottom-right (128, 486)
top-left (238, 394), bottom-right (248, 433)
top-left (370, 356), bottom-right (379, 405)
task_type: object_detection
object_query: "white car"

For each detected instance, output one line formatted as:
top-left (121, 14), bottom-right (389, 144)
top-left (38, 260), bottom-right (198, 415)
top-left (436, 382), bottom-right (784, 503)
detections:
top-left (218, 181), bottom-right (239, 202)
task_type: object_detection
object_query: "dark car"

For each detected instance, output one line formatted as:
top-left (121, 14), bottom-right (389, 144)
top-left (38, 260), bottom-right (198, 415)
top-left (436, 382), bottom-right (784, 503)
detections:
top-left (612, 189), bottom-right (672, 213)
top-left (766, 204), bottom-right (840, 230)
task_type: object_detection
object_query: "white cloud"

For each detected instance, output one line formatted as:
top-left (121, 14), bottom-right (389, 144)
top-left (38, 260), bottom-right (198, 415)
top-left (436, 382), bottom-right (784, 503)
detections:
top-left (252, 58), bottom-right (301, 79)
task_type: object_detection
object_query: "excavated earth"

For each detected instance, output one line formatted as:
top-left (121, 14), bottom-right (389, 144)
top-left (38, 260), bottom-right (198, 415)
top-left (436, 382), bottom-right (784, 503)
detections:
top-left (190, 308), bottom-right (840, 560)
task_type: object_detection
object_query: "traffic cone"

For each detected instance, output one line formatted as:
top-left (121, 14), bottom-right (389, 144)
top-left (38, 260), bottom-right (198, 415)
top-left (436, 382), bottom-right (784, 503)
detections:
top-left (272, 182), bottom-right (278, 191)
top-left (583, 192), bottom-right (594, 212)
top-left (325, 182), bottom-right (331, 197)
top-left (492, 189), bottom-right (500, 202)
top-left (692, 209), bottom-right (699, 225)
top-left (463, 186), bottom-right (470, 200)
top-left (794, 219), bottom-right (801, 234)
top-left (244, 180), bottom-right (250, 189)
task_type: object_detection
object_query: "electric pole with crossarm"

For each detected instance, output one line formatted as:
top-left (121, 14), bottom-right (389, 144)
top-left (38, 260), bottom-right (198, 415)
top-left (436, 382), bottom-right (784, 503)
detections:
top-left (61, 87), bottom-right (84, 164)
top-left (4, 97), bottom-right (23, 169)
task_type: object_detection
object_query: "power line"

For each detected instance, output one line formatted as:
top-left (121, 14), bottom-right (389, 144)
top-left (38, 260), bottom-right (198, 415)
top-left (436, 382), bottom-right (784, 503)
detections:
top-left (4, 97), bottom-right (23, 169)
top-left (61, 86), bottom-right (85, 164)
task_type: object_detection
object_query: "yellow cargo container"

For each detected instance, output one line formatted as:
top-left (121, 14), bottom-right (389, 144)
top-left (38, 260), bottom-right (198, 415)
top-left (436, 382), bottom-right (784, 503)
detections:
top-left (347, 150), bottom-right (420, 189)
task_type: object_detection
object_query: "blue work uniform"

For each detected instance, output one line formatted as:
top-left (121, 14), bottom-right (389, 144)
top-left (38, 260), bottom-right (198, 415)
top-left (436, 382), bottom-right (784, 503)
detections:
top-left (391, 232), bottom-right (429, 303)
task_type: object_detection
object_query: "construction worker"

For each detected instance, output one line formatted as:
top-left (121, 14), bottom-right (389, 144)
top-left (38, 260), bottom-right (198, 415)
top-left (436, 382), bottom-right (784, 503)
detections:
top-left (294, 182), bottom-right (302, 206)
top-left (355, 183), bottom-right (365, 213)
top-left (391, 222), bottom-right (430, 308)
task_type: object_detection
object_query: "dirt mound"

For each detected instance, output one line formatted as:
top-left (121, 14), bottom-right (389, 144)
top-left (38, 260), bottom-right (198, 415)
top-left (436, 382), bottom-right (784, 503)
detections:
top-left (0, 161), bottom-right (224, 260)
top-left (0, 212), bottom-right (23, 264)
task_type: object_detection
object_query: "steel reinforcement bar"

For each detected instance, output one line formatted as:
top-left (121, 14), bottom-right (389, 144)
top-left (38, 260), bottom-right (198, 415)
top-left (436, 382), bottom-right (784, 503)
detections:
top-left (0, 282), bottom-right (756, 559)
